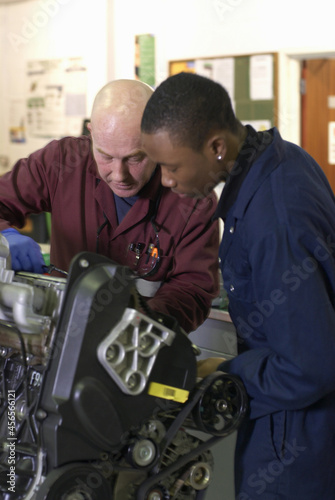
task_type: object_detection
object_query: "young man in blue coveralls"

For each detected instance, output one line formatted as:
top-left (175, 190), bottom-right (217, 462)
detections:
top-left (141, 72), bottom-right (335, 500)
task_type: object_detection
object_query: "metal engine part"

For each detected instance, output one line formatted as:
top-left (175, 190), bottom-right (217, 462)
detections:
top-left (0, 251), bottom-right (248, 500)
top-left (97, 308), bottom-right (176, 395)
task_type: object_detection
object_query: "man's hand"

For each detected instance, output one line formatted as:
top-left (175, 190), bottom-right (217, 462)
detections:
top-left (197, 357), bottom-right (226, 378)
top-left (2, 228), bottom-right (46, 273)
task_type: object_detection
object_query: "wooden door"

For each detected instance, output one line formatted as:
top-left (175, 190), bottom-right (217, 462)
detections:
top-left (301, 59), bottom-right (335, 193)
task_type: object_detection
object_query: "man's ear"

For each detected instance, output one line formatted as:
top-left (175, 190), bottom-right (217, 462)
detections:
top-left (206, 133), bottom-right (227, 160)
top-left (86, 121), bottom-right (92, 133)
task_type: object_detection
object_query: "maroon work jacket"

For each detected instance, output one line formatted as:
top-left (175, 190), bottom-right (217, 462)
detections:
top-left (0, 136), bottom-right (219, 332)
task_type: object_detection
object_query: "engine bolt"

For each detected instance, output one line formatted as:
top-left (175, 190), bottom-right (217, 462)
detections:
top-left (128, 374), bottom-right (138, 388)
top-left (216, 399), bottom-right (228, 412)
top-left (139, 338), bottom-right (149, 349)
top-left (147, 422), bottom-right (157, 433)
top-left (0, 347), bottom-right (8, 357)
top-left (15, 399), bottom-right (27, 421)
top-left (148, 493), bottom-right (161, 500)
top-left (79, 259), bottom-right (89, 268)
top-left (35, 409), bottom-right (47, 420)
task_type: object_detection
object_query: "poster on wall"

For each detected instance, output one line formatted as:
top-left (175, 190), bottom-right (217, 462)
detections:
top-left (26, 57), bottom-right (87, 138)
top-left (135, 34), bottom-right (155, 87)
top-left (169, 60), bottom-right (195, 76)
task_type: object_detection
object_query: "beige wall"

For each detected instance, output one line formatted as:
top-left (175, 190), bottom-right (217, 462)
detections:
top-left (0, 0), bottom-right (334, 168)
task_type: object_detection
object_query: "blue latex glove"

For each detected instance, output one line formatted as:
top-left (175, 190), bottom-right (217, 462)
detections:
top-left (1, 228), bottom-right (46, 274)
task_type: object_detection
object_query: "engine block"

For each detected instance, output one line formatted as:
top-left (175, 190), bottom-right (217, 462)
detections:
top-left (0, 236), bottom-right (248, 500)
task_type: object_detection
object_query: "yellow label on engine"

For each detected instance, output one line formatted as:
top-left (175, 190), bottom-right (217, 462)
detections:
top-left (148, 382), bottom-right (189, 403)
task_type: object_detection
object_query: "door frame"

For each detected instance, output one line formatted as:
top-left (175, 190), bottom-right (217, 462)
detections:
top-left (277, 49), bottom-right (335, 145)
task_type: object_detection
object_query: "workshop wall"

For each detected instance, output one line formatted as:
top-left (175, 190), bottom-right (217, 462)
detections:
top-left (112, 0), bottom-right (334, 83)
top-left (0, 0), bottom-right (334, 170)
top-left (0, 0), bottom-right (111, 170)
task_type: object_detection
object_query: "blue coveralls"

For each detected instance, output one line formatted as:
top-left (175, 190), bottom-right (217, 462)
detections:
top-left (216, 128), bottom-right (335, 499)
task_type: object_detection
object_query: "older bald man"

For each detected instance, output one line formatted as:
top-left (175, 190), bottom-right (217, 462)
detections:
top-left (0, 79), bottom-right (219, 333)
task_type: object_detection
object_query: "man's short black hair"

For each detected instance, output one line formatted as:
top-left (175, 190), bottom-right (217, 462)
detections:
top-left (141, 72), bottom-right (239, 151)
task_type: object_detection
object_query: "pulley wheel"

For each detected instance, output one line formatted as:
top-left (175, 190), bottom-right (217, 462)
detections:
top-left (144, 484), bottom-right (170, 500)
top-left (35, 463), bottom-right (113, 500)
top-left (127, 438), bottom-right (158, 468)
top-left (193, 372), bottom-right (248, 436)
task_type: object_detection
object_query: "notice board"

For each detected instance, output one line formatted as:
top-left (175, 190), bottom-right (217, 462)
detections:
top-left (169, 53), bottom-right (278, 130)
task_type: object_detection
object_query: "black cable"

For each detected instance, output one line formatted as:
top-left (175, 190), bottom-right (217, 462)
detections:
top-left (0, 321), bottom-right (38, 443)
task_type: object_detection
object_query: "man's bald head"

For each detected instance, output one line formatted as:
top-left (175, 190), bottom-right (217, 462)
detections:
top-left (90, 79), bottom-right (153, 127)
top-left (87, 80), bottom-right (157, 198)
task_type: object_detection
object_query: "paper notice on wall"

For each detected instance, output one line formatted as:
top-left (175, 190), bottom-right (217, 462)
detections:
top-left (212, 58), bottom-right (235, 101)
top-left (328, 122), bottom-right (335, 165)
top-left (328, 96), bottom-right (335, 109)
top-left (195, 59), bottom-right (214, 80)
top-left (26, 57), bottom-right (87, 138)
top-left (195, 58), bottom-right (235, 100)
top-left (195, 57), bottom-right (235, 110)
top-left (250, 54), bottom-right (273, 100)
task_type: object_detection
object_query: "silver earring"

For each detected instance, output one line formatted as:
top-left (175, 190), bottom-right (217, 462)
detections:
top-left (217, 155), bottom-right (222, 161)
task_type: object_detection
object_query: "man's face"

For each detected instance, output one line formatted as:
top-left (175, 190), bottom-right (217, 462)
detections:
top-left (89, 115), bottom-right (156, 198)
top-left (141, 130), bottom-right (222, 198)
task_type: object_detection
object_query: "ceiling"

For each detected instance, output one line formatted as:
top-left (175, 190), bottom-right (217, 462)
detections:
top-left (0, 0), bottom-right (31, 4)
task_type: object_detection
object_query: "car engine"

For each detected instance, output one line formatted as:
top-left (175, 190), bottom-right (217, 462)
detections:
top-left (0, 234), bottom-right (247, 500)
